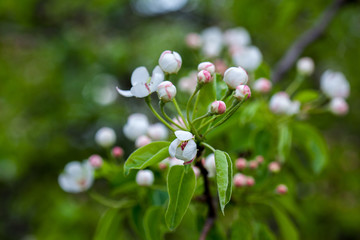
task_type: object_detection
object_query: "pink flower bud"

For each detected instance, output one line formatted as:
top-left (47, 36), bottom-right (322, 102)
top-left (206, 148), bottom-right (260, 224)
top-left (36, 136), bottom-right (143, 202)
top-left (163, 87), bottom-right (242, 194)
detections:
top-left (276, 184), bottom-right (288, 195)
top-left (192, 166), bottom-right (201, 178)
top-left (297, 57), bottom-right (314, 76)
top-left (112, 146), bottom-right (124, 158)
top-left (255, 155), bottom-right (264, 164)
top-left (248, 160), bottom-right (258, 170)
top-left (197, 70), bottom-right (213, 84)
top-left (234, 85), bottom-right (251, 100)
top-left (246, 176), bottom-right (255, 186)
top-left (89, 154), bottom-right (103, 168)
top-left (198, 62), bottom-right (215, 75)
top-left (157, 81), bottom-right (177, 102)
top-left (214, 59), bottom-right (227, 76)
top-left (235, 158), bottom-right (247, 170)
top-left (158, 50), bottom-right (182, 74)
top-left (210, 101), bottom-right (226, 114)
top-left (233, 173), bottom-right (247, 187)
top-left (329, 97), bottom-right (348, 116)
top-left (268, 161), bottom-right (281, 173)
top-left (135, 135), bottom-right (152, 148)
top-left (223, 67), bottom-right (248, 89)
top-left (253, 78), bottom-right (272, 93)
top-left (185, 33), bottom-right (202, 49)
top-left (171, 116), bottom-right (187, 130)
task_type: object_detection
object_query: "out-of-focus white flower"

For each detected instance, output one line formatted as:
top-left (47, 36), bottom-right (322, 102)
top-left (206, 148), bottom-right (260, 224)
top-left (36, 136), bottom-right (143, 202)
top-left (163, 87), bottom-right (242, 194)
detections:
top-left (158, 50), bottom-right (182, 74)
top-left (204, 153), bottom-right (216, 177)
top-left (169, 131), bottom-right (197, 162)
top-left (157, 81), bottom-right (177, 102)
top-left (201, 27), bottom-right (223, 58)
top-left (232, 46), bottom-right (262, 71)
top-left (224, 27), bottom-right (251, 47)
top-left (95, 127), bottom-right (116, 148)
top-left (135, 135), bottom-right (152, 148)
top-left (192, 166), bottom-right (201, 178)
top-left (116, 66), bottom-right (164, 98)
top-left (112, 146), bottom-right (124, 158)
top-left (233, 173), bottom-right (247, 187)
top-left (269, 92), bottom-right (299, 115)
top-left (197, 70), bottom-right (213, 84)
top-left (214, 59), bottom-right (227, 75)
top-left (223, 66), bottom-right (248, 89)
top-left (185, 33), bottom-right (202, 49)
top-left (287, 101), bottom-right (301, 115)
top-left (253, 78), bottom-right (272, 93)
top-left (210, 101), bottom-right (226, 114)
top-left (234, 85), bottom-right (251, 100)
top-left (123, 113), bottom-right (149, 141)
top-left (159, 158), bottom-right (170, 170)
top-left (178, 71), bottom-right (197, 94)
top-left (320, 70), bottom-right (350, 99)
top-left (235, 158), bottom-right (247, 170)
top-left (88, 154), bottom-right (103, 169)
top-left (329, 97), bottom-right (349, 115)
top-left (148, 123), bottom-right (168, 140)
top-left (198, 62), bottom-right (215, 75)
top-left (136, 169), bottom-right (154, 186)
top-left (168, 157), bottom-right (184, 167)
top-left (297, 57), bottom-right (314, 76)
top-left (276, 184), bottom-right (288, 195)
top-left (268, 161), bottom-right (281, 173)
top-left (58, 161), bottom-right (94, 193)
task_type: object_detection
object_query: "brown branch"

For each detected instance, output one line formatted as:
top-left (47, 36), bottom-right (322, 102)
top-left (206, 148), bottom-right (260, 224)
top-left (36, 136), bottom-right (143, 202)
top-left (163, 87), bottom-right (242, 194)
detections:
top-left (272, 0), bottom-right (349, 83)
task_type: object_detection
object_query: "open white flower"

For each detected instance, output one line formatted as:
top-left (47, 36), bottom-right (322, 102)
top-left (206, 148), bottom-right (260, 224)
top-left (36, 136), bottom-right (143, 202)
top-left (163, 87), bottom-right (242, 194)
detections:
top-left (169, 131), bottom-right (197, 162)
top-left (116, 66), bottom-right (164, 98)
top-left (58, 161), bottom-right (94, 193)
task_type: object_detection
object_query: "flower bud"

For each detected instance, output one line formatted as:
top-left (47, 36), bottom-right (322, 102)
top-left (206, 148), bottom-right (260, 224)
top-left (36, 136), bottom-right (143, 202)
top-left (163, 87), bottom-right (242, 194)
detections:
top-left (276, 184), bottom-right (288, 195)
top-left (329, 97), bottom-right (348, 116)
top-left (223, 67), bottom-right (248, 89)
top-left (198, 62), bottom-right (215, 75)
top-left (235, 158), bottom-right (247, 170)
top-left (268, 161), bottom-right (281, 173)
top-left (197, 70), bottom-right (213, 84)
top-left (185, 33), bottom-right (202, 49)
top-left (320, 70), bottom-right (350, 99)
top-left (234, 173), bottom-right (247, 187)
top-left (89, 154), bottom-right (103, 168)
top-left (171, 116), bottom-right (187, 130)
top-left (158, 50), bottom-right (182, 74)
top-left (246, 176), bottom-right (255, 186)
top-left (135, 135), bottom-right (152, 148)
top-left (192, 166), bottom-right (201, 178)
top-left (210, 101), bottom-right (226, 114)
top-left (147, 123), bottom-right (168, 141)
top-left (248, 160), bottom-right (258, 170)
top-left (232, 46), bottom-right (262, 71)
top-left (204, 153), bottom-right (216, 178)
top-left (95, 127), bottom-right (116, 148)
top-left (123, 113), bottom-right (149, 141)
top-left (297, 57), bottom-right (314, 76)
top-left (253, 78), bottom-right (272, 93)
top-left (157, 81), bottom-right (177, 102)
top-left (255, 155), bottom-right (264, 164)
top-left (112, 146), bottom-right (124, 158)
top-left (234, 85), bottom-right (251, 100)
top-left (136, 170), bottom-right (154, 186)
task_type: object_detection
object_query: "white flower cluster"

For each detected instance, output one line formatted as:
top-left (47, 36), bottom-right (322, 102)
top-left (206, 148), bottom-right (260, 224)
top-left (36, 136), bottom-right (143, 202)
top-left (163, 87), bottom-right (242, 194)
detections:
top-left (269, 92), bottom-right (300, 115)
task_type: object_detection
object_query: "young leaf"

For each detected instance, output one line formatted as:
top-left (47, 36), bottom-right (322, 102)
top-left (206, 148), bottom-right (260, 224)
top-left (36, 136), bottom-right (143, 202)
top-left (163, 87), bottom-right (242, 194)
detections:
top-left (165, 165), bottom-right (196, 230)
top-left (144, 206), bottom-right (164, 240)
top-left (293, 90), bottom-right (319, 103)
top-left (124, 141), bottom-right (170, 174)
top-left (224, 152), bottom-right (233, 204)
top-left (277, 124), bottom-right (292, 163)
top-left (215, 150), bottom-right (231, 214)
top-left (231, 219), bottom-right (252, 240)
top-left (94, 208), bottom-right (122, 240)
top-left (271, 204), bottom-right (299, 240)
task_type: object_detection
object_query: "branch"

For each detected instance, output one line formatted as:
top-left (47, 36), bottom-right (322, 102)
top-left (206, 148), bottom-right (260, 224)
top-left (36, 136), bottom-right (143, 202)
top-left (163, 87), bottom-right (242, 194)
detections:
top-left (272, 0), bottom-right (349, 83)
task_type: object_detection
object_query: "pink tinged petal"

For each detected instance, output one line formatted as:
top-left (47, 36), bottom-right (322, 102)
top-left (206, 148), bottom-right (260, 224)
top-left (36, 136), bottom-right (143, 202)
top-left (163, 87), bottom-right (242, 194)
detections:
top-left (116, 87), bottom-right (134, 97)
top-left (131, 66), bottom-right (150, 85)
top-left (182, 140), bottom-right (197, 160)
top-left (169, 139), bottom-right (179, 157)
top-left (175, 130), bottom-right (193, 141)
top-left (131, 83), bottom-right (151, 98)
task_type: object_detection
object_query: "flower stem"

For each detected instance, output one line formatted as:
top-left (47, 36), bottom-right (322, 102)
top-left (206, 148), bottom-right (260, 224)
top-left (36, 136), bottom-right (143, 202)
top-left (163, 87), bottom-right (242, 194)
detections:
top-left (192, 89), bottom-right (201, 119)
top-left (160, 102), bottom-right (188, 131)
top-left (286, 74), bottom-right (305, 96)
top-left (201, 142), bottom-right (216, 152)
top-left (173, 98), bottom-right (189, 129)
top-left (145, 96), bottom-right (176, 132)
top-left (186, 86), bottom-right (202, 140)
top-left (220, 88), bottom-right (233, 101)
top-left (198, 115), bottom-right (217, 131)
top-left (193, 113), bottom-right (212, 125)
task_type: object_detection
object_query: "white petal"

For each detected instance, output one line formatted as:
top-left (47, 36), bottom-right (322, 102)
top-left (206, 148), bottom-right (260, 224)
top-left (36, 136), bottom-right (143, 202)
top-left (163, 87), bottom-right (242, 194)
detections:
top-left (64, 161), bottom-right (83, 178)
top-left (131, 83), bottom-right (150, 98)
top-left (182, 140), bottom-right (197, 160)
top-left (58, 174), bottom-right (81, 193)
top-left (169, 139), bottom-right (179, 157)
top-left (131, 67), bottom-right (150, 86)
top-left (116, 87), bottom-right (133, 97)
top-left (175, 130), bottom-right (193, 141)
top-left (149, 66), bottom-right (164, 91)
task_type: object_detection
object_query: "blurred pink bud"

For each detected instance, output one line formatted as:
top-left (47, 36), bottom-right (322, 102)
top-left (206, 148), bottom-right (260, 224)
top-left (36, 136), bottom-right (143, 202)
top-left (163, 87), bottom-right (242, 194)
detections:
top-left (234, 173), bottom-right (247, 187)
top-left (198, 70), bottom-right (213, 84)
top-left (135, 135), bottom-right (152, 148)
top-left (112, 146), bottom-right (124, 158)
top-left (256, 155), bottom-right (264, 164)
top-left (329, 97), bottom-right (348, 116)
top-left (159, 158), bottom-right (170, 170)
top-left (89, 154), bottom-right (103, 168)
top-left (210, 101), bottom-right (226, 114)
top-left (171, 116), bottom-right (187, 130)
top-left (235, 158), bottom-right (247, 170)
top-left (248, 160), bottom-right (258, 170)
top-left (192, 166), bottom-right (201, 178)
top-left (253, 78), bottom-right (272, 93)
top-left (224, 67), bottom-right (248, 89)
top-left (246, 176), bottom-right (255, 186)
top-left (178, 71), bottom-right (197, 94)
top-left (157, 81), bottom-right (177, 102)
top-left (276, 184), bottom-right (288, 195)
top-left (198, 62), bottom-right (215, 75)
top-left (234, 85), bottom-right (251, 100)
top-left (158, 50), bottom-right (182, 74)
top-left (214, 59), bottom-right (227, 76)
top-left (185, 33), bottom-right (202, 49)
top-left (268, 161), bottom-right (281, 173)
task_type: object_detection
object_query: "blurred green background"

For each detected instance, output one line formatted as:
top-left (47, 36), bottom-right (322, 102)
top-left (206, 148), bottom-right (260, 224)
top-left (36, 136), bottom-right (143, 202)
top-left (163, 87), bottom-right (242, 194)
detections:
top-left (0, 0), bottom-right (359, 239)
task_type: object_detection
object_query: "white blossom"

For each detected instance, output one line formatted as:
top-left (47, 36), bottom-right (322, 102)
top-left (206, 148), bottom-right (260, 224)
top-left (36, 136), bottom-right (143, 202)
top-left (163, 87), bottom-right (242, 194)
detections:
top-left (169, 131), bottom-right (197, 162)
top-left (58, 161), bottom-right (94, 193)
top-left (232, 46), bottom-right (262, 71)
top-left (320, 70), bottom-right (350, 99)
top-left (136, 170), bottom-right (154, 186)
top-left (95, 127), bottom-right (116, 148)
top-left (223, 66), bottom-right (248, 89)
top-left (147, 123), bottom-right (168, 140)
top-left (158, 50), bottom-right (182, 74)
top-left (123, 113), bottom-right (149, 141)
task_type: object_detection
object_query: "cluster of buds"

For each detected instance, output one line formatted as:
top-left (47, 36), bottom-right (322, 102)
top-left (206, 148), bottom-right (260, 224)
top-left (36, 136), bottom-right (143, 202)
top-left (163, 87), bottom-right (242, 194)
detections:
top-left (233, 173), bottom-right (255, 188)
top-left (197, 61), bottom-right (215, 84)
top-left (235, 155), bottom-right (265, 171)
top-left (269, 92), bottom-right (300, 115)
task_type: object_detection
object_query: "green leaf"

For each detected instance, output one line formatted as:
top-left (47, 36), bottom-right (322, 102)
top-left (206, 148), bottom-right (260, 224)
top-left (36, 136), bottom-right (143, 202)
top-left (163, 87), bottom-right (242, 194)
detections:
top-left (231, 219), bottom-right (252, 240)
top-left (124, 141), bottom-right (170, 174)
top-left (292, 123), bottom-right (328, 173)
top-left (94, 208), bottom-right (122, 240)
top-left (271, 204), bottom-right (299, 240)
top-left (277, 123), bottom-right (292, 162)
top-left (215, 150), bottom-right (232, 214)
top-left (90, 192), bottom-right (135, 209)
top-left (224, 152), bottom-right (233, 204)
top-left (293, 90), bottom-right (319, 103)
top-left (254, 223), bottom-right (277, 240)
top-left (254, 62), bottom-right (271, 79)
top-left (144, 206), bottom-right (164, 240)
top-left (196, 81), bottom-right (217, 117)
top-left (165, 165), bottom-right (196, 230)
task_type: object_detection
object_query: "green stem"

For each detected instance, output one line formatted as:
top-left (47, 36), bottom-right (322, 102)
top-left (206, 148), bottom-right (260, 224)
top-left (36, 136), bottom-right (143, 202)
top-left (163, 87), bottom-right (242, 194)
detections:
top-left (145, 96), bottom-right (176, 132)
top-left (198, 115), bottom-right (217, 131)
top-left (201, 142), bottom-right (216, 153)
top-left (193, 113), bottom-right (212, 125)
top-left (286, 74), bottom-right (305, 96)
top-left (160, 102), bottom-right (187, 131)
top-left (220, 89), bottom-right (233, 101)
top-left (186, 86), bottom-right (202, 140)
top-left (192, 90), bottom-right (201, 119)
top-left (173, 98), bottom-right (189, 129)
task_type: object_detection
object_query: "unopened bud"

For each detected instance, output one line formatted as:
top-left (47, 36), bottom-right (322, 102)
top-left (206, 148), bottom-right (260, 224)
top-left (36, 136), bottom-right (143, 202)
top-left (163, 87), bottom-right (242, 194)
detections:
top-left (112, 146), bottom-right (124, 158)
top-left (329, 97), bottom-right (348, 116)
top-left (248, 160), bottom-right (258, 170)
top-left (224, 66), bottom-right (248, 89)
top-left (297, 57), bottom-right (314, 76)
top-left (255, 155), bottom-right (264, 164)
top-left (89, 154), bottom-right (103, 168)
top-left (198, 62), bottom-right (215, 75)
top-left (234, 173), bottom-right (247, 187)
top-left (236, 158), bottom-right (247, 170)
top-left (268, 161), bottom-right (281, 173)
top-left (135, 135), bottom-right (152, 148)
top-left (253, 78), bottom-right (272, 93)
top-left (246, 176), bottom-right (255, 186)
top-left (158, 50), bottom-right (182, 74)
top-left (136, 170), bottom-right (154, 186)
top-left (210, 101), bottom-right (226, 114)
top-left (95, 127), bottom-right (116, 148)
top-left (276, 184), bottom-right (288, 195)
top-left (185, 33), bottom-right (202, 49)
top-left (234, 85), bottom-right (251, 100)
top-left (156, 81), bottom-right (176, 102)
top-left (197, 70), bottom-right (213, 84)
